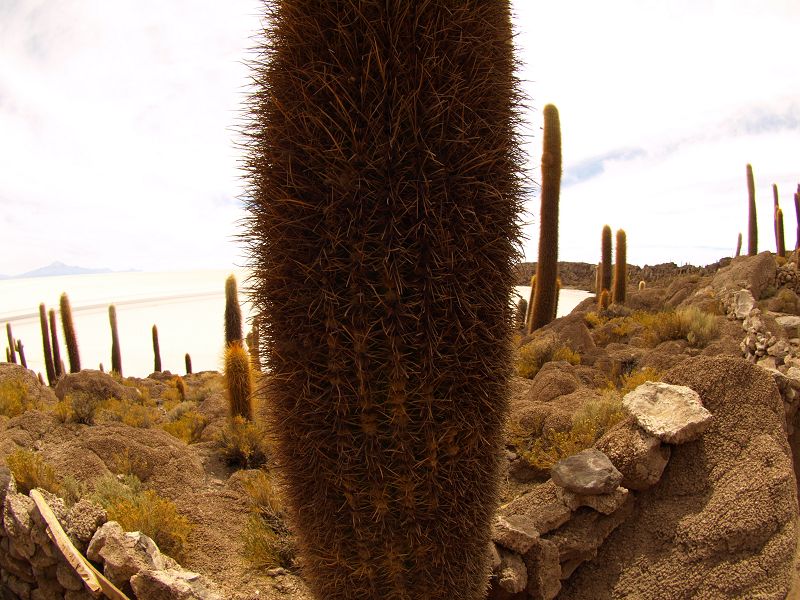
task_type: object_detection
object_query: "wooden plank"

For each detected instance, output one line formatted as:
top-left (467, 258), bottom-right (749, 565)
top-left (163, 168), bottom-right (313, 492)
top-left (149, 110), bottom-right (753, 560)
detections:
top-left (30, 489), bottom-right (132, 600)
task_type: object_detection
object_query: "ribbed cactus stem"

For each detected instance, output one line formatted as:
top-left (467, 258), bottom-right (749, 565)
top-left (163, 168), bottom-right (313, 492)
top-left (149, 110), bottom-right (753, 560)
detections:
top-left (60, 293), bottom-right (80, 373)
top-left (108, 305), bottom-right (122, 376)
top-left (224, 342), bottom-right (253, 421)
top-left (601, 225), bottom-right (613, 293)
top-left (747, 164), bottom-right (757, 256)
top-left (15, 340), bottom-right (26, 369)
top-left (39, 304), bottom-right (56, 386)
top-left (185, 353), bottom-right (192, 375)
top-left (777, 208), bottom-right (786, 257)
top-left (152, 325), bottom-right (162, 373)
top-left (529, 104), bottom-right (562, 332)
top-left (612, 229), bottom-right (627, 304)
top-left (224, 274), bottom-right (243, 346)
top-left (48, 309), bottom-right (63, 379)
top-left (735, 232), bottom-right (742, 258)
top-left (6, 323), bottom-right (16, 364)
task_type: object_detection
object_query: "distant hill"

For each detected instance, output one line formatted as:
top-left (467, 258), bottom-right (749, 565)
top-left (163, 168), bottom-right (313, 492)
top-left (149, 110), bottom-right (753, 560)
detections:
top-left (3, 261), bottom-right (114, 279)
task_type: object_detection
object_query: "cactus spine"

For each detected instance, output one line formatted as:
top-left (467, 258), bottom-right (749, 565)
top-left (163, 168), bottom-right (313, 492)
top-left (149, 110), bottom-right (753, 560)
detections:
top-left (185, 353), bottom-right (192, 375)
top-left (6, 323), bottom-right (16, 364)
top-left (735, 232), bottom-right (742, 258)
top-left (15, 340), bottom-right (26, 369)
top-left (60, 293), bottom-right (80, 373)
top-left (776, 208), bottom-right (786, 257)
top-left (224, 274), bottom-right (243, 346)
top-left (39, 304), bottom-right (56, 386)
top-left (224, 343), bottom-right (253, 421)
top-left (529, 105), bottom-right (562, 332)
top-left (243, 2), bottom-right (522, 596)
top-left (600, 224), bottom-right (613, 294)
top-left (108, 305), bottom-right (122, 376)
top-left (152, 325), bottom-right (162, 373)
top-left (747, 164), bottom-right (757, 256)
top-left (612, 229), bottom-right (627, 304)
top-left (49, 309), bottom-right (63, 379)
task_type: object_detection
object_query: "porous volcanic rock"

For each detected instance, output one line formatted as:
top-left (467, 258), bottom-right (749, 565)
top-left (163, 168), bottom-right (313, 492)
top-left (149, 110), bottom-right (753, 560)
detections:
top-left (623, 381), bottom-right (712, 444)
top-left (54, 370), bottom-right (140, 403)
top-left (594, 418), bottom-right (670, 491)
top-left (550, 449), bottom-right (622, 495)
top-left (710, 251), bottom-right (777, 300)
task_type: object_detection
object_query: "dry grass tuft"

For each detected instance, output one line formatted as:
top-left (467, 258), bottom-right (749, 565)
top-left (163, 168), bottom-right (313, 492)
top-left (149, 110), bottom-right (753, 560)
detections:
top-left (515, 335), bottom-right (580, 379)
top-left (6, 449), bottom-right (60, 495)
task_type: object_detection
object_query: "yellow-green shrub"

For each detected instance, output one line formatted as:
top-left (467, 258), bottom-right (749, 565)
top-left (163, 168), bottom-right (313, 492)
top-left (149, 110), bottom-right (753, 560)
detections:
top-left (516, 336), bottom-right (580, 379)
top-left (97, 398), bottom-right (160, 428)
top-left (220, 416), bottom-right (269, 468)
top-left (0, 380), bottom-right (32, 417)
top-left (162, 410), bottom-right (207, 444)
top-left (6, 449), bottom-right (60, 495)
top-left (239, 469), bottom-right (294, 568)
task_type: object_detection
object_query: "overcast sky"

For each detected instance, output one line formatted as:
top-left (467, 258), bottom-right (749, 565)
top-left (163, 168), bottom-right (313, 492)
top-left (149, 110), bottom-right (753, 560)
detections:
top-left (1, 0), bottom-right (798, 275)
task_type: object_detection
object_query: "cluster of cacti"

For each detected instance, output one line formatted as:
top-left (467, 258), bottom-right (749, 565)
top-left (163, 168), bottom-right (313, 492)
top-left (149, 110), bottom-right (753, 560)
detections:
top-left (224, 342), bottom-right (253, 421)
top-left (39, 304), bottom-right (56, 386)
top-left (108, 305), bottom-right (122, 376)
top-left (60, 293), bottom-right (80, 373)
top-left (242, 1), bottom-right (522, 597)
top-left (224, 274), bottom-right (243, 346)
top-left (15, 340), bottom-right (27, 369)
top-left (6, 323), bottom-right (17, 364)
top-left (529, 104), bottom-right (562, 333)
top-left (613, 229), bottom-right (628, 304)
top-left (747, 164), bottom-right (758, 256)
top-left (152, 325), bottom-right (162, 372)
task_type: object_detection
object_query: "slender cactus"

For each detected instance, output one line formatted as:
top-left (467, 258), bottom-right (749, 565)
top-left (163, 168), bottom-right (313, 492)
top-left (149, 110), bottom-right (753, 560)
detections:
top-left (224, 342), bottom-right (253, 421)
top-left (246, 317), bottom-right (260, 371)
top-left (515, 298), bottom-right (527, 330)
top-left (551, 277), bottom-right (562, 321)
top-left (773, 184), bottom-right (780, 240)
top-left (529, 105), bottom-right (562, 332)
top-left (794, 191), bottom-right (800, 253)
top-left (599, 289), bottom-right (611, 310)
top-left (152, 325), bottom-right (162, 373)
top-left (49, 309), bottom-right (63, 379)
top-left (37, 373), bottom-right (44, 386)
top-left (39, 304), bottom-right (56, 386)
top-left (185, 353), bottom-right (192, 375)
top-left (776, 208), bottom-right (786, 257)
top-left (108, 305), bottom-right (122, 376)
top-left (595, 262), bottom-right (601, 296)
top-left (224, 274), bottom-right (243, 346)
top-left (175, 376), bottom-right (186, 402)
top-left (5, 348), bottom-right (9, 363)
top-left (601, 225), bottom-right (613, 293)
top-left (6, 323), bottom-right (16, 364)
top-left (525, 274), bottom-right (536, 332)
top-left (15, 340), bottom-right (26, 369)
top-left (99, 363), bottom-right (104, 373)
top-left (612, 229), bottom-right (628, 304)
top-left (735, 232), bottom-right (742, 258)
top-left (747, 164), bottom-right (757, 256)
top-left (60, 293), bottom-right (80, 373)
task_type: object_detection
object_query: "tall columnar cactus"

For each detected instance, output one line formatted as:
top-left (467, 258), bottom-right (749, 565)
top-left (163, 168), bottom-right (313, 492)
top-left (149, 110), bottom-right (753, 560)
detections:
top-left (60, 293), bottom-right (80, 373)
top-left (39, 304), bottom-right (56, 386)
top-left (794, 191), bottom-right (800, 252)
top-left (48, 309), bottom-right (63, 379)
top-left (152, 325), bottom-right (162, 373)
top-left (6, 323), bottom-right (17, 364)
top-left (224, 274), bottom-right (243, 346)
top-left (515, 297), bottom-right (527, 330)
top-left (776, 208), bottom-right (786, 257)
top-left (612, 229), bottom-right (627, 304)
top-left (601, 224), bottom-right (613, 294)
top-left (224, 342), bottom-right (253, 421)
top-left (15, 340), bottom-right (27, 369)
top-left (598, 288), bottom-right (610, 310)
top-left (5, 348), bottom-right (9, 363)
top-left (108, 305), bottom-right (122, 376)
top-left (773, 184), bottom-right (780, 240)
top-left (735, 232), bottom-right (742, 258)
top-left (529, 105), bottom-right (562, 332)
top-left (525, 274), bottom-right (536, 333)
top-left (243, 2), bottom-right (522, 597)
top-left (185, 353), bottom-right (192, 375)
top-left (747, 164), bottom-right (757, 256)
top-left (246, 318), bottom-right (261, 371)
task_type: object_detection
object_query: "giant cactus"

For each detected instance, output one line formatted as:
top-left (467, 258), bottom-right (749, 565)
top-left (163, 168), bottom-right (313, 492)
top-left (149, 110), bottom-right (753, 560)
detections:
top-left (39, 304), bottom-right (56, 386)
top-left (242, 2), bottom-right (522, 597)
top-left (60, 293), bottom-right (80, 373)
top-left (152, 325), bottom-right (162, 373)
top-left (747, 164), bottom-right (757, 256)
top-left (224, 274), bottom-right (243, 346)
top-left (108, 305), bottom-right (122, 376)
top-left (612, 229), bottom-right (627, 304)
top-left (6, 323), bottom-right (16, 364)
top-left (49, 309), bottom-right (63, 379)
top-left (600, 224), bottom-right (613, 294)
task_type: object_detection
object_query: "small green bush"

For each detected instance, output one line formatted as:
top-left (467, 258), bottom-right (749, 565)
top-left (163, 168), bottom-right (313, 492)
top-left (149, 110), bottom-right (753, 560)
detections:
top-left (0, 381), bottom-right (34, 417)
top-left (162, 409), bottom-right (207, 444)
top-left (516, 336), bottom-right (580, 379)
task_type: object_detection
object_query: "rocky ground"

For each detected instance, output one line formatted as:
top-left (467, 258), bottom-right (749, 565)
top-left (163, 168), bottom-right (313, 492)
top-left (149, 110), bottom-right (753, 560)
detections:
top-left (3, 251), bottom-right (800, 599)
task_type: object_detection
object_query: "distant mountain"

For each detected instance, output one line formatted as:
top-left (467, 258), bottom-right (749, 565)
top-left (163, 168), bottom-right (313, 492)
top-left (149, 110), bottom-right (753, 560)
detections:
top-left (16, 261), bottom-right (114, 279)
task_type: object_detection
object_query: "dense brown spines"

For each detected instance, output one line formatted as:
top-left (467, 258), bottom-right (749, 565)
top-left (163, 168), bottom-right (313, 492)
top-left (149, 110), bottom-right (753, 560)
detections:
top-left (39, 304), bottom-right (56, 386)
top-left (612, 229), bottom-right (627, 304)
top-left (15, 340), bottom-right (26, 369)
top-left (601, 224), bottom-right (613, 292)
top-left (108, 305), bottom-right (122, 376)
top-left (777, 208), bottom-right (786, 257)
top-left (6, 323), bottom-right (16, 364)
top-left (48, 309), bottom-right (63, 379)
top-left (735, 232), bottom-right (742, 257)
top-left (224, 274), bottom-right (243, 346)
top-left (747, 164), bottom-right (757, 256)
top-left (185, 353), bottom-right (192, 375)
top-left (224, 343), bottom-right (253, 421)
top-left (529, 104), bottom-right (562, 332)
top-left (60, 293), bottom-right (80, 373)
top-left (152, 325), bottom-right (162, 373)
top-left (242, 2), bottom-right (523, 597)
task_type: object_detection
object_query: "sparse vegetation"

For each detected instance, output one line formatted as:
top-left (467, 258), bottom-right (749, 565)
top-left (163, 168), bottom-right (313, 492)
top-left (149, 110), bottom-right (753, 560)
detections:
top-left (162, 407), bottom-right (207, 444)
top-left (586, 307), bottom-right (718, 348)
top-left (516, 335), bottom-right (580, 379)
top-left (220, 416), bottom-right (269, 468)
top-left (239, 469), bottom-right (294, 568)
top-left (0, 380), bottom-right (34, 417)
top-left (6, 448), bottom-right (60, 495)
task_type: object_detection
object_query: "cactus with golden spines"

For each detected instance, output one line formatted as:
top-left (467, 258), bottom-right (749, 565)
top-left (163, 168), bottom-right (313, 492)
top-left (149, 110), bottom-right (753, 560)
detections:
top-left (185, 353), bottom-right (192, 375)
top-left (108, 305), bottom-right (122, 376)
top-left (242, 1), bottom-right (523, 596)
top-left (612, 229), bottom-right (627, 304)
top-left (552, 276), bottom-right (562, 322)
top-left (747, 164), bottom-right (757, 256)
top-left (529, 104), bottom-right (562, 332)
top-left (224, 274), bottom-right (243, 347)
top-left (6, 323), bottom-right (16, 364)
top-left (224, 342), bottom-right (253, 421)
top-left (48, 309), bottom-right (63, 379)
top-left (39, 304), bottom-right (56, 386)
top-left (599, 289), bottom-right (611, 310)
top-left (152, 325), bottom-right (162, 373)
top-left (600, 224), bottom-right (613, 295)
top-left (60, 293), bottom-right (80, 373)
top-left (175, 376), bottom-right (186, 402)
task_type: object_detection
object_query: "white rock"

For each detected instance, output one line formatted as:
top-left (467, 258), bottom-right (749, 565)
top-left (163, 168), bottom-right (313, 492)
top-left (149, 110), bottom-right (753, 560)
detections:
top-left (733, 289), bottom-right (756, 319)
top-left (623, 381), bottom-right (712, 444)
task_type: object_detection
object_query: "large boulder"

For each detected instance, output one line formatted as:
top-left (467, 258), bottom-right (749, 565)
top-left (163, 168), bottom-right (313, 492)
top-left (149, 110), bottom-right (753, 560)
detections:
top-left (622, 381), bottom-right (712, 444)
top-left (130, 569), bottom-right (224, 600)
top-left (535, 313), bottom-right (597, 354)
top-left (560, 356), bottom-right (798, 599)
top-left (594, 418), bottom-right (670, 491)
top-left (54, 370), bottom-right (140, 403)
top-left (526, 362), bottom-right (581, 404)
top-left (0, 363), bottom-right (57, 408)
top-left (550, 449), bottom-right (622, 495)
top-left (710, 251), bottom-right (777, 300)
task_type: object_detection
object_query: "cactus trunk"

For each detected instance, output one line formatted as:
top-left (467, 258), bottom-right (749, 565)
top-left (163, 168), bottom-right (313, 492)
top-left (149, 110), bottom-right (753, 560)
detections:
top-left (242, 2), bottom-right (522, 597)
top-left (529, 105), bottom-right (562, 332)
top-left (747, 164), bottom-right (757, 256)
top-left (224, 343), bottom-right (253, 421)
top-left (777, 208), bottom-right (786, 257)
top-left (152, 325), bottom-right (162, 373)
top-left (735, 232), bottom-right (742, 258)
top-left (601, 224), bottom-right (613, 293)
top-left (612, 229), bottom-right (627, 304)
top-left (224, 274), bottom-right (243, 346)
top-left (60, 293), bottom-right (80, 373)
top-left (39, 304), bottom-right (56, 386)
top-left (15, 340), bottom-right (26, 369)
top-left (48, 309), bottom-right (63, 379)
top-left (6, 323), bottom-right (16, 364)
top-left (108, 305), bottom-right (122, 376)
top-left (185, 353), bottom-right (192, 375)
